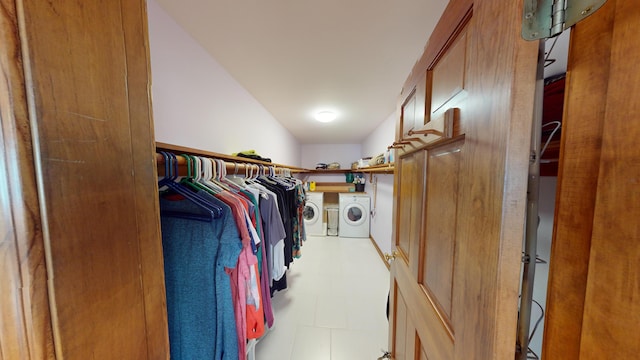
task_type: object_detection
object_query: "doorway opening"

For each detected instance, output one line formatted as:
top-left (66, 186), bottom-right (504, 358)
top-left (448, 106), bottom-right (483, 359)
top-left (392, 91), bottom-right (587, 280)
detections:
top-left (519, 29), bottom-right (570, 360)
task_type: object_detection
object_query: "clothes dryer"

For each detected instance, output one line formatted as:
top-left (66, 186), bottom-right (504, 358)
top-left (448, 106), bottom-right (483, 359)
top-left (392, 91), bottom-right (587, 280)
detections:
top-left (338, 193), bottom-right (370, 238)
top-left (304, 192), bottom-right (326, 236)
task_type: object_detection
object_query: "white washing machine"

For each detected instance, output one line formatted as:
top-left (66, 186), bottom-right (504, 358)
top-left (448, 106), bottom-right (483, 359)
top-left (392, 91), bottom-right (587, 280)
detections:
top-left (338, 193), bottom-right (370, 238)
top-left (304, 192), bottom-right (326, 236)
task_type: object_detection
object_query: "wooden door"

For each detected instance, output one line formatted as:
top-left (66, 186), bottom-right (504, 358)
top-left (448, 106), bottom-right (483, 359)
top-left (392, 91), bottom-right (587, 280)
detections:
top-left (543, 0), bottom-right (640, 358)
top-left (388, 0), bottom-right (539, 358)
top-left (0, 0), bottom-right (168, 358)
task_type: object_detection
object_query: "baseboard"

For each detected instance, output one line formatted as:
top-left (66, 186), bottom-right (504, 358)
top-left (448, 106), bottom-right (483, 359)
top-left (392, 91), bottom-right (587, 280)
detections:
top-left (369, 235), bottom-right (390, 270)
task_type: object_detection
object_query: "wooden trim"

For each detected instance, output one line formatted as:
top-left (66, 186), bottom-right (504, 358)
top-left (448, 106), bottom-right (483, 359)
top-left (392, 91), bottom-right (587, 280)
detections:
top-left (369, 236), bottom-right (390, 271)
top-left (123, 1), bottom-right (170, 357)
top-left (0, 0), bottom-right (55, 357)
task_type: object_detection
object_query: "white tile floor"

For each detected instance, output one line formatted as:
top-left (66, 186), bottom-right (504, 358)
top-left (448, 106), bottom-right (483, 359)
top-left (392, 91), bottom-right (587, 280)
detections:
top-left (254, 235), bottom-right (390, 360)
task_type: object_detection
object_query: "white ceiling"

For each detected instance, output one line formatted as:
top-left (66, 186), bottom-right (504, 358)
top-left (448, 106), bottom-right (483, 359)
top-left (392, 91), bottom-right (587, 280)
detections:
top-left (153, 0), bottom-right (449, 144)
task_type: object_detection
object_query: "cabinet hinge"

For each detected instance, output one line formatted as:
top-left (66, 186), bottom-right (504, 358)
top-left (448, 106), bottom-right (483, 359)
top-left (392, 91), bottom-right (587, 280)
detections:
top-left (522, 0), bottom-right (608, 40)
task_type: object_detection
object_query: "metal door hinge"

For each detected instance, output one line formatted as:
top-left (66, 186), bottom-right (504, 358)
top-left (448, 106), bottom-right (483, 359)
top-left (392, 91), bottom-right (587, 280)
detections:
top-left (522, 0), bottom-right (608, 40)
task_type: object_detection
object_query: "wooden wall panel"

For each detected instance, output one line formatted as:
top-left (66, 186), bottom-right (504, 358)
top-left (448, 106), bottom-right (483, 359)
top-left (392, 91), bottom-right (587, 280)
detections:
top-left (578, 0), bottom-right (640, 357)
top-left (545, 0), bottom-right (640, 357)
top-left (542, 1), bottom-right (614, 358)
top-left (4, 0), bottom-right (169, 358)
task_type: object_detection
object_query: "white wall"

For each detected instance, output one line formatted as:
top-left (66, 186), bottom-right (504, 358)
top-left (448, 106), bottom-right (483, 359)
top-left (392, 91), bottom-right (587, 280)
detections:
top-left (147, 0), bottom-right (300, 166)
top-left (361, 112), bottom-right (396, 254)
top-left (301, 144), bottom-right (362, 183)
top-left (368, 174), bottom-right (394, 254)
top-left (300, 144), bottom-right (362, 169)
top-left (362, 112), bottom-right (395, 158)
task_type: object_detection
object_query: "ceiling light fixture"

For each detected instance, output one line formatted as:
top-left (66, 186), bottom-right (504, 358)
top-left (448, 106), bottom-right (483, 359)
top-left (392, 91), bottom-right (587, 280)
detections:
top-left (315, 111), bottom-right (337, 123)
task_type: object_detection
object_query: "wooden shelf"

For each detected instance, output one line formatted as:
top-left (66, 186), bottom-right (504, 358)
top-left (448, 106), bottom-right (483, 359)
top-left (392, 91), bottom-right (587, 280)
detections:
top-left (306, 169), bottom-right (351, 174)
top-left (156, 142), bottom-right (396, 175)
top-left (302, 163), bottom-right (395, 175)
top-left (358, 164), bottom-right (395, 174)
top-left (156, 142), bottom-right (308, 172)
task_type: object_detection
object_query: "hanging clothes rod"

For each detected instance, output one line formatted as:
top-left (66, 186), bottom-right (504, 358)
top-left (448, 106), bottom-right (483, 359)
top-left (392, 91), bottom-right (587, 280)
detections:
top-left (156, 142), bottom-right (308, 172)
top-left (155, 153), bottom-right (300, 177)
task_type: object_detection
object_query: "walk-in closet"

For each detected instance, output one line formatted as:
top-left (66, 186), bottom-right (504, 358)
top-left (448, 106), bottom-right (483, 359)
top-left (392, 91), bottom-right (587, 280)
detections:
top-left (2, 0), bottom-right (638, 359)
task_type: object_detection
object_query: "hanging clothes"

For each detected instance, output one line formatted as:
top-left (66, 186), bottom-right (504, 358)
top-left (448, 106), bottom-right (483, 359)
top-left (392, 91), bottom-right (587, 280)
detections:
top-left (160, 193), bottom-right (242, 360)
top-left (254, 174), bottom-right (306, 296)
top-left (158, 153), bottom-right (305, 360)
top-left (206, 177), bottom-right (263, 359)
top-left (293, 184), bottom-right (306, 258)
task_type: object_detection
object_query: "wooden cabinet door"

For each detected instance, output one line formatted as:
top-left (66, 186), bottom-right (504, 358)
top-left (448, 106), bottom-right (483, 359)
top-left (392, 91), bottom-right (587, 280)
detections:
top-left (388, 0), bottom-right (539, 358)
top-left (544, 0), bottom-right (640, 358)
top-left (0, 0), bottom-right (168, 358)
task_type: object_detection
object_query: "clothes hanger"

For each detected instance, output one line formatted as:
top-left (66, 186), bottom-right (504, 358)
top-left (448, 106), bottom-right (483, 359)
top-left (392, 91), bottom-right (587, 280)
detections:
top-left (157, 152), bottom-right (221, 221)
top-left (264, 164), bottom-right (296, 188)
top-left (179, 154), bottom-right (207, 192)
top-left (226, 162), bottom-right (248, 187)
top-left (218, 159), bottom-right (245, 191)
top-left (194, 155), bottom-right (218, 194)
top-left (245, 164), bottom-right (273, 195)
top-left (158, 150), bottom-right (173, 188)
top-left (210, 158), bottom-right (232, 191)
top-left (244, 163), bottom-right (258, 185)
top-left (171, 153), bottom-right (224, 217)
top-left (257, 164), bottom-right (278, 185)
top-left (172, 153), bottom-right (222, 210)
top-left (271, 170), bottom-right (291, 187)
top-left (196, 156), bottom-right (226, 194)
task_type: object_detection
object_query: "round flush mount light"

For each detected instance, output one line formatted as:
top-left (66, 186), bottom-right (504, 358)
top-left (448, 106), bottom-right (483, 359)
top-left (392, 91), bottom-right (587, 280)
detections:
top-left (315, 111), bottom-right (337, 123)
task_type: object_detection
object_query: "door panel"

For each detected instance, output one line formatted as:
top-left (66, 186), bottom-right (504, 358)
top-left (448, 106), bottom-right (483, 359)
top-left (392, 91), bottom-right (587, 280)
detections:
top-left (396, 153), bottom-right (425, 266)
top-left (392, 257), bottom-right (454, 359)
top-left (396, 157), bottom-right (413, 257)
top-left (422, 140), bottom-right (463, 322)
top-left (401, 90), bottom-right (418, 136)
top-left (389, 0), bottom-right (538, 358)
top-left (394, 286), bottom-right (409, 360)
top-left (431, 30), bottom-right (467, 115)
